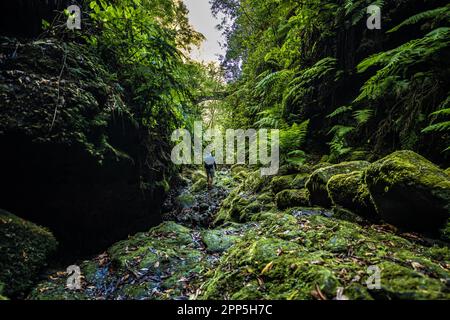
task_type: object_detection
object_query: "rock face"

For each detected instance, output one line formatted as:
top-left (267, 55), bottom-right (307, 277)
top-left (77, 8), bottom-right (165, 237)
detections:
top-left (306, 161), bottom-right (370, 207)
top-left (0, 210), bottom-right (57, 298)
top-left (0, 38), bottom-right (172, 255)
top-left (365, 151), bottom-right (450, 232)
top-left (327, 171), bottom-right (377, 220)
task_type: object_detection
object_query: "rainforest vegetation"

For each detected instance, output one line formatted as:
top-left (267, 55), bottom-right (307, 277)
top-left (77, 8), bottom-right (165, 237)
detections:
top-left (0, 0), bottom-right (449, 301)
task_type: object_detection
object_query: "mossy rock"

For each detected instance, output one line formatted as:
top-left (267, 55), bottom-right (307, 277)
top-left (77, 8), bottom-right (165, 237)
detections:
top-left (277, 163), bottom-right (312, 176)
top-left (242, 170), bottom-right (271, 193)
top-left (327, 171), bottom-right (377, 220)
top-left (306, 161), bottom-right (370, 208)
top-left (373, 262), bottom-right (449, 299)
top-left (201, 212), bottom-right (450, 300)
top-left (192, 177), bottom-right (207, 193)
top-left (256, 192), bottom-right (275, 205)
top-left (231, 165), bottom-right (247, 177)
top-left (275, 189), bottom-right (310, 210)
top-left (176, 192), bottom-right (195, 209)
top-left (30, 221), bottom-right (212, 300)
top-left (28, 260), bottom-right (95, 300)
top-left (201, 228), bottom-right (239, 253)
top-left (0, 209), bottom-right (58, 298)
top-left (191, 170), bottom-right (207, 183)
top-left (365, 150), bottom-right (450, 232)
top-left (271, 173), bottom-right (309, 194)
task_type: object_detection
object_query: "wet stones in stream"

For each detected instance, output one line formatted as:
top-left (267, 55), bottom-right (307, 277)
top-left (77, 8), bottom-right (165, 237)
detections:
top-left (162, 170), bottom-right (232, 228)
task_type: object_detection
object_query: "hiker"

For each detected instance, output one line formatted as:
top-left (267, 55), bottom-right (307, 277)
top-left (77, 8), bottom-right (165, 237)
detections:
top-left (204, 152), bottom-right (217, 189)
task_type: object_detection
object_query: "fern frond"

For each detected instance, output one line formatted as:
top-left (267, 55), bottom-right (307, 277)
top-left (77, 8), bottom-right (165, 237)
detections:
top-left (389, 5), bottom-right (450, 33)
top-left (327, 105), bottom-right (353, 118)
top-left (353, 109), bottom-right (374, 124)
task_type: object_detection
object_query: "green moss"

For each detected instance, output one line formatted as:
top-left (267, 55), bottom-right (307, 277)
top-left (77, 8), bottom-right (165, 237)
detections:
top-left (327, 171), bottom-right (377, 220)
top-left (192, 177), bottom-right (207, 193)
top-left (374, 262), bottom-right (449, 299)
top-left (256, 192), bottom-right (275, 205)
top-left (306, 161), bottom-right (370, 208)
top-left (271, 174), bottom-right (309, 194)
top-left (201, 228), bottom-right (239, 253)
top-left (365, 150), bottom-right (450, 232)
top-left (30, 221), bottom-right (214, 300)
top-left (320, 155), bottom-right (330, 163)
top-left (231, 165), bottom-right (247, 177)
top-left (191, 170), bottom-right (206, 183)
top-left (176, 192), bottom-right (195, 208)
top-left (0, 210), bottom-right (58, 298)
top-left (278, 163), bottom-right (312, 176)
top-left (275, 189), bottom-right (310, 209)
top-left (201, 210), bottom-right (450, 300)
top-left (271, 175), bottom-right (296, 194)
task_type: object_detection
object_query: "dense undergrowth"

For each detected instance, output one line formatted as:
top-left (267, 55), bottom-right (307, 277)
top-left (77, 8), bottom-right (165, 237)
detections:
top-left (211, 0), bottom-right (450, 165)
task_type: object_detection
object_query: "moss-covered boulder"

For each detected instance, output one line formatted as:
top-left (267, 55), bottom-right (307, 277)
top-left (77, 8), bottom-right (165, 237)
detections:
top-left (214, 190), bottom-right (262, 224)
top-left (275, 189), bottom-right (310, 210)
top-left (191, 170), bottom-right (207, 183)
top-left (271, 174), bottom-right (309, 194)
top-left (306, 161), bottom-right (370, 208)
top-left (201, 228), bottom-right (239, 253)
top-left (365, 150), bottom-right (450, 232)
top-left (327, 171), bottom-right (377, 220)
top-left (277, 164), bottom-right (312, 176)
top-left (0, 209), bottom-right (57, 297)
top-left (214, 170), bottom-right (275, 224)
top-left (201, 212), bottom-right (450, 300)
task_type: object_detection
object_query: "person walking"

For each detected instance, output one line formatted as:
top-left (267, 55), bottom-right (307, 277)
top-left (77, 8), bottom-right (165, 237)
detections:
top-left (204, 152), bottom-right (217, 189)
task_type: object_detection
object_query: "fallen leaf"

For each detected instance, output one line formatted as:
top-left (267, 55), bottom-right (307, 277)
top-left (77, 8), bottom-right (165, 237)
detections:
top-left (260, 261), bottom-right (273, 275)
